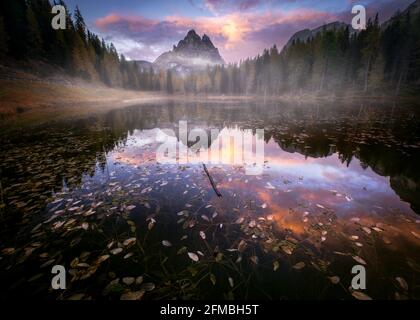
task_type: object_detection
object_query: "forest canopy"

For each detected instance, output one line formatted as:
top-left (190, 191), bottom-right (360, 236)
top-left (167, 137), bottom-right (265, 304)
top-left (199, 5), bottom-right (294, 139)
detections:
top-left (0, 0), bottom-right (419, 96)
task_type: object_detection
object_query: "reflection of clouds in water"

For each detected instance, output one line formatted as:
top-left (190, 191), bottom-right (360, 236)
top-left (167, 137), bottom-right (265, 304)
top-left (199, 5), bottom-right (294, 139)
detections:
top-left (111, 126), bottom-right (414, 219)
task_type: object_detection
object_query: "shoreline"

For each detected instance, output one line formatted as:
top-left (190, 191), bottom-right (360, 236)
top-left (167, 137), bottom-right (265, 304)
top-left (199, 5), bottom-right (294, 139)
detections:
top-left (1, 74), bottom-right (419, 132)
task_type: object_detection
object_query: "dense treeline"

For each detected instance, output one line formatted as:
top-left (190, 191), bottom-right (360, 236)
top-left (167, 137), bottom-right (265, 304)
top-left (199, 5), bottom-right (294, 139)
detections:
top-left (0, 0), bottom-right (419, 96)
top-left (166, 11), bottom-right (420, 96)
top-left (0, 0), bottom-right (157, 90)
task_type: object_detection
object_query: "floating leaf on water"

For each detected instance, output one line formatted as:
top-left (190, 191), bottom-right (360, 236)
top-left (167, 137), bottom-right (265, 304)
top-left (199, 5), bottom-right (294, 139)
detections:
top-left (120, 290), bottom-right (145, 301)
top-left (215, 252), bottom-right (223, 262)
top-left (123, 238), bottom-right (136, 247)
top-left (383, 237), bottom-right (392, 244)
top-left (81, 222), bottom-right (89, 230)
top-left (265, 182), bottom-right (275, 190)
top-left (199, 231), bottom-right (206, 240)
top-left (2, 248), bottom-right (15, 255)
top-left (352, 255), bottom-right (367, 265)
top-left (411, 231), bottom-right (420, 239)
top-left (162, 240), bottom-right (172, 247)
top-left (249, 220), bottom-right (256, 228)
top-left (40, 259), bottom-right (55, 268)
top-left (68, 293), bottom-right (85, 300)
top-left (362, 227), bottom-right (371, 235)
top-left (235, 217), bottom-right (244, 224)
top-left (177, 246), bottom-right (187, 255)
top-left (76, 263), bottom-right (89, 268)
top-left (142, 282), bottom-right (155, 292)
top-left (238, 240), bottom-right (247, 252)
top-left (123, 253), bottom-right (134, 260)
top-left (187, 252), bottom-right (199, 262)
top-left (407, 258), bottom-right (420, 273)
top-left (395, 277), bottom-right (408, 291)
top-left (328, 276), bottom-right (340, 284)
top-left (210, 274), bottom-right (216, 286)
top-left (250, 256), bottom-right (259, 265)
top-left (228, 277), bottom-right (234, 288)
top-left (148, 219), bottom-right (155, 230)
top-left (111, 248), bottom-right (123, 255)
top-left (122, 277), bottom-right (135, 285)
top-left (97, 255), bottom-right (110, 264)
top-left (28, 273), bottom-right (43, 282)
top-left (351, 291), bottom-right (372, 300)
top-left (293, 262), bottom-right (305, 270)
top-left (273, 261), bottom-right (280, 271)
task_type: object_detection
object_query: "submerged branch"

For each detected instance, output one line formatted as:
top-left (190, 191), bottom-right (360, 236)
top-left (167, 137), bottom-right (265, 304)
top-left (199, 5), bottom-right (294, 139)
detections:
top-left (203, 164), bottom-right (222, 198)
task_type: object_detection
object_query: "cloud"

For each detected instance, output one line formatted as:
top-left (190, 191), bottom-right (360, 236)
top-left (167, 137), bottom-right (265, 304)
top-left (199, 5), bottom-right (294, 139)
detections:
top-left (190, 0), bottom-right (267, 14)
top-left (93, 0), bottom-right (413, 63)
top-left (94, 8), bottom-right (337, 62)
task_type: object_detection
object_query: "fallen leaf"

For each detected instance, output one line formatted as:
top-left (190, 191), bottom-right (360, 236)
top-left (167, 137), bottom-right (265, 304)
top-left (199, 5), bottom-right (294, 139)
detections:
top-left (328, 276), bottom-right (340, 284)
top-left (396, 277), bottom-right (408, 291)
top-left (188, 252), bottom-right (199, 262)
top-left (122, 277), bottom-right (135, 285)
top-left (352, 291), bottom-right (372, 300)
top-left (120, 290), bottom-right (145, 300)
top-left (111, 248), bottom-right (123, 255)
top-left (352, 256), bottom-right (367, 265)
top-left (162, 240), bottom-right (172, 247)
top-left (293, 262), bottom-right (305, 270)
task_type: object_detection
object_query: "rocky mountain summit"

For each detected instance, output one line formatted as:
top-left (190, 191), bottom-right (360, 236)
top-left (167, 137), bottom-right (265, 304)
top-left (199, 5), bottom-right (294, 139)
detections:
top-left (154, 30), bottom-right (225, 72)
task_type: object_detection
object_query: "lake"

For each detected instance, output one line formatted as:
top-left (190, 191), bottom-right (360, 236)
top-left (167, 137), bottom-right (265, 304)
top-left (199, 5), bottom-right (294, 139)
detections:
top-left (0, 99), bottom-right (419, 300)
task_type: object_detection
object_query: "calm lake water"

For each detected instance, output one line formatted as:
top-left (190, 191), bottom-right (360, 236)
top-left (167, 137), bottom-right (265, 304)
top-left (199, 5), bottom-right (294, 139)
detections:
top-left (0, 100), bottom-right (419, 300)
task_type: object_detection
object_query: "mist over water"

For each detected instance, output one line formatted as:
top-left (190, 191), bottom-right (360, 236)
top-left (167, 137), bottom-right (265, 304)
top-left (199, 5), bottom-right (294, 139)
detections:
top-left (0, 100), bottom-right (419, 300)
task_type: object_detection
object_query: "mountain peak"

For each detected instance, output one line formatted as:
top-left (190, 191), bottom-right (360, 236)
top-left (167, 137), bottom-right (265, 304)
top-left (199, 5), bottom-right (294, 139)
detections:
top-left (154, 30), bottom-right (225, 71)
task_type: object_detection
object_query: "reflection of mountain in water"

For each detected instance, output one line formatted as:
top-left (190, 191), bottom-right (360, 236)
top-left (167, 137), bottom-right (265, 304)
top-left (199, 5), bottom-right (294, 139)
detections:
top-left (103, 101), bottom-right (420, 214)
top-left (1, 100), bottom-right (419, 219)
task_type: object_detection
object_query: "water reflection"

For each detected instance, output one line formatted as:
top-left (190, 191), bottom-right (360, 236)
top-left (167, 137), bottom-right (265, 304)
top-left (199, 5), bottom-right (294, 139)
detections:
top-left (0, 100), bottom-right (419, 300)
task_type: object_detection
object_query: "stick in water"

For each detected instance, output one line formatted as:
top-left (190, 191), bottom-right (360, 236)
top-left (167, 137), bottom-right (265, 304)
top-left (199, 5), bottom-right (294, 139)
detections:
top-left (203, 164), bottom-right (222, 197)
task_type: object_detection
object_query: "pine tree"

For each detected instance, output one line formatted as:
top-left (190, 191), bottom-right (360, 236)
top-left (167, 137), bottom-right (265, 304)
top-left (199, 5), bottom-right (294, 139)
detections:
top-left (74, 6), bottom-right (87, 42)
top-left (26, 5), bottom-right (44, 58)
top-left (0, 16), bottom-right (8, 59)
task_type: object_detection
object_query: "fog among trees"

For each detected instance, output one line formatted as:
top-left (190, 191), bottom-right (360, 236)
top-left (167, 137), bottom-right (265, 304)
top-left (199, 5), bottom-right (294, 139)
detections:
top-left (1, 0), bottom-right (419, 96)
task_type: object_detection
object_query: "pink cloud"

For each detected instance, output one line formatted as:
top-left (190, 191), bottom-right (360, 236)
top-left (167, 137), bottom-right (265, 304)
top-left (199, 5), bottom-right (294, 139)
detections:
top-left (94, 8), bottom-right (337, 63)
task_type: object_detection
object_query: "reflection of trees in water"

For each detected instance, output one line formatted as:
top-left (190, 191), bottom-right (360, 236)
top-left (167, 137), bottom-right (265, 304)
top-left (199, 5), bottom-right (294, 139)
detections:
top-left (0, 100), bottom-right (418, 225)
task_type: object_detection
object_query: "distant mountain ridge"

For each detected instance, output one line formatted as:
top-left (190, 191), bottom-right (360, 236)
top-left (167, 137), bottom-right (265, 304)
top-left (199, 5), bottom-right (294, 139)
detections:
top-left (153, 30), bottom-right (225, 72)
top-left (285, 21), bottom-right (354, 48)
top-left (284, 0), bottom-right (420, 50)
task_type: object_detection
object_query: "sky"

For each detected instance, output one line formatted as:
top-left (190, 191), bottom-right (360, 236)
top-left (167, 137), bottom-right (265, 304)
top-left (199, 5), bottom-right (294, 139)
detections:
top-left (63, 0), bottom-right (414, 63)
